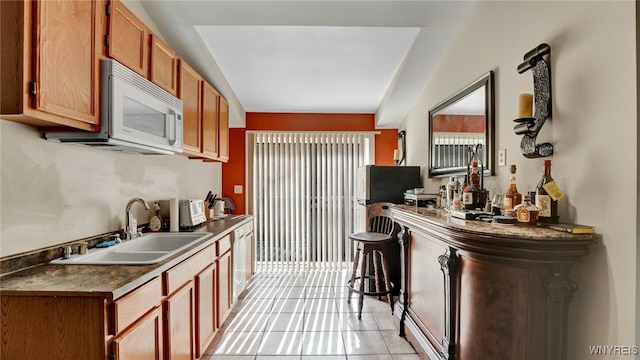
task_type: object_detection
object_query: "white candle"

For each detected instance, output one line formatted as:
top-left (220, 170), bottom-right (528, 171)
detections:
top-left (518, 93), bottom-right (533, 118)
top-left (393, 149), bottom-right (399, 160)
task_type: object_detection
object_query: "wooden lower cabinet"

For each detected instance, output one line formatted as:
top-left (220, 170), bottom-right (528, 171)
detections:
top-left (113, 307), bottom-right (164, 360)
top-left (0, 295), bottom-right (107, 360)
top-left (165, 281), bottom-right (195, 360)
top-left (217, 249), bottom-right (232, 328)
top-left (195, 263), bottom-right (217, 358)
top-left (0, 223), bottom-right (254, 360)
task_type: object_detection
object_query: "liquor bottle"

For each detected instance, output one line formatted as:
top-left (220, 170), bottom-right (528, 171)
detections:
top-left (535, 159), bottom-right (561, 223)
top-left (462, 161), bottom-right (483, 210)
top-left (503, 164), bottom-right (522, 215)
top-left (514, 194), bottom-right (540, 226)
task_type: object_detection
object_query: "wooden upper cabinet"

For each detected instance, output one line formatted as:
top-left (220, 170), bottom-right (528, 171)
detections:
top-left (202, 82), bottom-right (220, 159)
top-left (1, 0), bottom-right (104, 131)
top-left (151, 34), bottom-right (179, 96)
top-left (107, 0), bottom-right (149, 77)
top-left (179, 60), bottom-right (203, 156)
top-left (218, 97), bottom-right (230, 162)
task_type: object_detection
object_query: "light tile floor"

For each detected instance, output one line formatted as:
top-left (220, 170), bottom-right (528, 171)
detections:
top-left (202, 269), bottom-right (419, 360)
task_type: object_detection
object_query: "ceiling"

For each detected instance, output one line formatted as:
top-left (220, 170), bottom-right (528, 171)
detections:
top-left (139, 1), bottom-right (473, 128)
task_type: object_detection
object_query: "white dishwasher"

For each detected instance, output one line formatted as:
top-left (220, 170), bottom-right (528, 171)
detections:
top-left (232, 225), bottom-right (247, 303)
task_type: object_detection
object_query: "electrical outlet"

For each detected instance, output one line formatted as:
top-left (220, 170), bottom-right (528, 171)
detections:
top-left (498, 149), bottom-right (507, 167)
top-left (234, 185), bottom-right (243, 194)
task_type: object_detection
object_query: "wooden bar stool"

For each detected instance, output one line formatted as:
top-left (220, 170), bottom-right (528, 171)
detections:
top-left (346, 203), bottom-right (396, 319)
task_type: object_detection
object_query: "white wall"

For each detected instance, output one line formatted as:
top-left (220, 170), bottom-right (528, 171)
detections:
top-left (0, 121), bottom-right (221, 256)
top-left (401, 1), bottom-right (637, 358)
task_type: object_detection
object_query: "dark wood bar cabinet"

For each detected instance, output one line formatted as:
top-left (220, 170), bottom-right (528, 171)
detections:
top-left (391, 205), bottom-right (597, 360)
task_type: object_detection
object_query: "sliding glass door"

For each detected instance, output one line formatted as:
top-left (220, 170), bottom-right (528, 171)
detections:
top-left (247, 132), bottom-right (374, 272)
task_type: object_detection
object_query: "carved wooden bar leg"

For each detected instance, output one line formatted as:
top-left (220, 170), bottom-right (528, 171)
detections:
top-left (545, 269), bottom-right (578, 360)
top-left (438, 248), bottom-right (458, 360)
top-left (397, 226), bottom-right (409, 336)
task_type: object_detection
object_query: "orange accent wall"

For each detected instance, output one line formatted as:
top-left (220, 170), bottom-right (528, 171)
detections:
top-left (222, 113), bottom-right (399, 215)
top-left (433, 114), bottom-right (485, 132)
top-left (221, 128), bottom-right (246, 214)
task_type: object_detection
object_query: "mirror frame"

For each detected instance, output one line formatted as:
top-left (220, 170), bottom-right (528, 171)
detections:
top-left (427, 71), bottom-right (495, 178)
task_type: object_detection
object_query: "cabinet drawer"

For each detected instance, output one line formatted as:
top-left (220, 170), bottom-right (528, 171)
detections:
top-left (218, 234), bottom-right (231, 255)
top-left (164, 243), bottom-right (215, 296)
top-left (113, 276), bottom-right (162, 334)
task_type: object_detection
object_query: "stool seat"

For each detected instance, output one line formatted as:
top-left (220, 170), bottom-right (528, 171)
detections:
top-left (349, 232), bottom-right (392, 243)
top-left (347, 230), bottom-right (395, 319)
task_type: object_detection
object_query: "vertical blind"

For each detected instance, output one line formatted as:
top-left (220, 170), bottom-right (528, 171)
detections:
top-left (246, 132), bottom-right (374, 272)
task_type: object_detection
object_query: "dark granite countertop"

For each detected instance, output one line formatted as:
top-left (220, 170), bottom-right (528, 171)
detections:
top-left (0, 215), bottom-right (253, 300)
top-left (393, 205), bottom-right (597, 242)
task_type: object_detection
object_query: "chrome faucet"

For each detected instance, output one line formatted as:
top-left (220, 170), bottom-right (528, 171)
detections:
top-left (125, 198), bottom-right (150, 240)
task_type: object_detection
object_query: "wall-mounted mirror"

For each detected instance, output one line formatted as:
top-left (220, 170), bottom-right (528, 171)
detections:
top-left (428, 71), bottom-right (495, 178)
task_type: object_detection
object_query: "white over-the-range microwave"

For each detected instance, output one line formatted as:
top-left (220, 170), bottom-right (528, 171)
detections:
top-left (45, 59), bottom-right (183, 155)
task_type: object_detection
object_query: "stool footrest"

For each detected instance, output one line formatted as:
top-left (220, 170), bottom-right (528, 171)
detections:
top-left (347, 276), bottom-right (394, 297)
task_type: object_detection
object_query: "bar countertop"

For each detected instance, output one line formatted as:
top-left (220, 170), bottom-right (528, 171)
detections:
top-left (392, 205), bottom-right (597, 242)
top-left (0, 215), bottom-right (253, 300)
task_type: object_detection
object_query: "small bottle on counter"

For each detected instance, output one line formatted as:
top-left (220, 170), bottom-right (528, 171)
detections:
top-left (514, 194), bottom-right (540, 226)
top-left (149, 202), bottom-right (164, 232)
top-left (503, 164), bottom-right (522, 216)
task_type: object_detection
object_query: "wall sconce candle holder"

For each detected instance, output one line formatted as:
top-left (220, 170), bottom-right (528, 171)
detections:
top-left (514, 43), bottom-right (553, 158)
top-left (395, 130), bottom-right (406, 165)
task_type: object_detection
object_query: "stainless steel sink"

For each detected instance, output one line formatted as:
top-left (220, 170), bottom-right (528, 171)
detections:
top-left (51, 232), bottom-right (212, 265)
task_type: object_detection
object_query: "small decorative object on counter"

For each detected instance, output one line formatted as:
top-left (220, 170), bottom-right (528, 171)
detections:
top-left (149, 202), bottom-right (164, 232)
top-left (536, 159), bottom-right (562, 223)
top-left (452, 188), bottom-right (462, 211)
top-left (514, 194), bottom-right (540, 226)
top-left (438, 185), bottom-right (447, 208)
top-left (503, 164), bottom-right (522, 215)
top-left (446, 176), bottom-right (460, 210)
top-left (537, 222), bottom-right (595, 234)
top-left (491, 194), bottom-right (503, 215)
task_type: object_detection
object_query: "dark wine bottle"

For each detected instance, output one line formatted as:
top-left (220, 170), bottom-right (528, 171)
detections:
top-left (462, 161), bottom-right (483, 210)
top-left (535, 160), bottom-right (560, 223)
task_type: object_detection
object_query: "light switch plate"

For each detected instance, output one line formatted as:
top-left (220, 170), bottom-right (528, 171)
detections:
top-left (234, 185), bottom-right (243, 194)
top-left (498, 149), bottom-right (506, 167)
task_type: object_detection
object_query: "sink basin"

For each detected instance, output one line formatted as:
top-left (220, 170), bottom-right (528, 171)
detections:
top-left (51, 232), bottom-right (212, 265)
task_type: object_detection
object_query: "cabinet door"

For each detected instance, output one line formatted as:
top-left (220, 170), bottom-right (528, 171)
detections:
top-left (195, 263), bottom-right (217, 358)
top-left (218, 96), bottom-right (230, 162)
top-left (33, 0), bottom-right (102, 126)
top-left (150, 34), bottom-right (178, 96)
top-left (217, 250), bottom-right (232, 328)
top-left (201, 81), bottom-right (220, 159)
top-left (113, 307), bottom-right (164, 360)
top-left (165, 282), bottom-right (195, 360)
top-left (246, 230), bottom-right (254, 282)
top-left (107, 0), bottom-right (149, 77)
top-left (179, 60), bottom-right (202, 156)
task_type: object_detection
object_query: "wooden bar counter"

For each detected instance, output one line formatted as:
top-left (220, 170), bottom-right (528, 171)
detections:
top-left (390, 205), bottom-right (597, 360)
